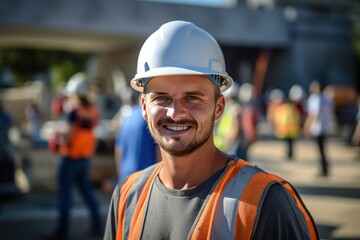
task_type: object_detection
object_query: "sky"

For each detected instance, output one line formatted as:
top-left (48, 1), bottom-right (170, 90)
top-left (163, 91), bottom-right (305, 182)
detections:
top-left (142, 0), bottom-right (237, 8)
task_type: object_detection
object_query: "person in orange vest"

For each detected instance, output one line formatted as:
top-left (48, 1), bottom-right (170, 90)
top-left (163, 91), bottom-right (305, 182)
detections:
top-left (103, 21), bottom-right (318, 240)
top-left (268, 88), bottom-right (302, 160)
top-left (44, 73), bottom-right (101, 240)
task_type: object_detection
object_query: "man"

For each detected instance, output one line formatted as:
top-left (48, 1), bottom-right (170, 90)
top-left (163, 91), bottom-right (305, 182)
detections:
top-left (104, 20), bottom-right (318, 240)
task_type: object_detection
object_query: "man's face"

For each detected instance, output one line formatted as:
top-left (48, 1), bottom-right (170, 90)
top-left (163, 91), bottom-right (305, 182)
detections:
top-left (142, 75), bottom-right (224, 157)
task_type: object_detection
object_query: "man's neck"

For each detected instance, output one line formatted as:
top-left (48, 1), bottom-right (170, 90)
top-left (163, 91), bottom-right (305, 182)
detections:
top-left (158, 145), bottom-right (228, 190)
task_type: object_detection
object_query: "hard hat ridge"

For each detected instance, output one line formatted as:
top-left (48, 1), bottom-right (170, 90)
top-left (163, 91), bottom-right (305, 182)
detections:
top-left (131, 20), bottom-right (233, 92)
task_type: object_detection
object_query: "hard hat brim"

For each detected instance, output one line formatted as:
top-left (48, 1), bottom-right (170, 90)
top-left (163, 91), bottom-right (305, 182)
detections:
top-left (131, 66), bottom-right (232, 93)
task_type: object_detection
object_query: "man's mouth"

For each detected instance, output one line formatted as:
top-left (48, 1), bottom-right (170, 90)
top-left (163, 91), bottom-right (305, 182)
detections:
top-left (164, 125), bottom-right (191, 131)
top-left (158, 117), bottom-right (196, 132)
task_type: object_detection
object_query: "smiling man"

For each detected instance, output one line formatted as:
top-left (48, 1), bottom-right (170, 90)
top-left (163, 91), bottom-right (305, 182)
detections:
top-left (103, 20), bottom-right (318, 240)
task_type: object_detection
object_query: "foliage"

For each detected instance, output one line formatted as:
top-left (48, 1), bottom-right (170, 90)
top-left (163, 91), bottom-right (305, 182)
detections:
top-left (0, 48), bottom-right (90, 89)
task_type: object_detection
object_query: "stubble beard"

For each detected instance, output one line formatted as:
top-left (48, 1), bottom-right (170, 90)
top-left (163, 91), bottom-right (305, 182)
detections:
top-left (148, 115), bottom-right (215, 157)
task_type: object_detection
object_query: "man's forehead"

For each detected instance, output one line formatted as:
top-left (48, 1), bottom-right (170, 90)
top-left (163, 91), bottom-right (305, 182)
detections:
top-left (144, 75), bottom-right (217, 92)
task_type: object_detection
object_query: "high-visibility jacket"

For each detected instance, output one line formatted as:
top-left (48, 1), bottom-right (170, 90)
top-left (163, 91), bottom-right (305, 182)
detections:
top-left (59, 106), bottom-right (99, 159)
top-left (273, 103), bottom-right (301, 139)
top-left (115, 158), bottom-right (318, 240)
top-left (214, 101), bottom-right (239, 151)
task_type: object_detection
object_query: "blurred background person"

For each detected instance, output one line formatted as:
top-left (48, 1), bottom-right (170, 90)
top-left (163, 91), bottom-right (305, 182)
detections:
top-left (237, 83), bottom-right (259, 160)
top-left (352, 97), bottom-right (360, 145)
top-left (44, 73), bottom-right (101, 240)
top-left (266, 88), bottom-right (284, 125)
top-left (25, 100), bottom-right (45, 146)
top-left (114, 89), bottom-right (160, 183)
top-left (289, 84), bottom-right (307, 127)
top-left (0, 99), bottom-right (16, 190)
top-left (213, 81), bottom-right (258, 161)
top-left (304, 80), bottom-right (334, 177)
top-left (214, 81), bottom-right (242, 156)
top-left (268, 88), bottom-right (302, 160)
top-left (351, 97), bottom-right (360, 158)
top-left (50, 85), bottom-right (68, 120)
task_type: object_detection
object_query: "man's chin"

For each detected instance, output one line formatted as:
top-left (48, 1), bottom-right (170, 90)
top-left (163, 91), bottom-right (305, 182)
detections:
top-left (159, 143), bottom-right (202, 157)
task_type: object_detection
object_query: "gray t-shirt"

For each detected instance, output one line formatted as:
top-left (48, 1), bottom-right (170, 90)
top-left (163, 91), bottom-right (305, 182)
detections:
top-left (104, 168), bottom-right (311, 240)
top-left (141, 168), bottom-right (224, 240)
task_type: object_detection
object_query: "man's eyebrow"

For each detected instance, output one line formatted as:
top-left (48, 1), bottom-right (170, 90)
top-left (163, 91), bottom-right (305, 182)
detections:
top-left (147, 91), bottom-right (167, 95)
top-left (185, 91), bottom-right (207, 96)
top-left (146, 90), bottom-right (207, 97)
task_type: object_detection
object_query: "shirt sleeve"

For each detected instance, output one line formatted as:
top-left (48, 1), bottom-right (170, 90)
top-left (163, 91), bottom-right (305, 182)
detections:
top-left (103, 184), bottom-right (120, 240)
top-left (252, 184), bottom-right (312, 240)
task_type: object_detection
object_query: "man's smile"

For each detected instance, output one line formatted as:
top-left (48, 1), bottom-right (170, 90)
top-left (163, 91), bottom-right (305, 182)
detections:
top-left (158, 117), bottom-right (197, 134)
top-left (164, 125), bottom-right (191, 131)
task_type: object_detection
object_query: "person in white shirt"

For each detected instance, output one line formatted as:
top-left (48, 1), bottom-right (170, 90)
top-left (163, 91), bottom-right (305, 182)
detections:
top-left (304, 80), bottom-right (334, 176)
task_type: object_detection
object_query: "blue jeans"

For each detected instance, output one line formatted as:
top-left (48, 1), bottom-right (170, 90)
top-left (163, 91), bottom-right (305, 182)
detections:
top-left (56, 156), bottom-right (101, 235)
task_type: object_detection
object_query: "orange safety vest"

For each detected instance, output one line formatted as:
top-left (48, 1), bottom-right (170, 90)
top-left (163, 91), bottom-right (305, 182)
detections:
top-left (59, 106), bottom-right (99, 159)
top-left (115, 158), bottom-right (318, 240)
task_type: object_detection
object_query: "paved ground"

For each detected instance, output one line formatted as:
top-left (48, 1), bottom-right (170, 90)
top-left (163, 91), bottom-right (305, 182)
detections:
top-left (0, 134), bottom-right (359, 240)
top-left (249, 137), bottom-right (360, 240)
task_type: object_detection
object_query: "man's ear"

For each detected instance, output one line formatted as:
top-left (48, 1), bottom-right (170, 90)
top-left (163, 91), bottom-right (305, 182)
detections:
top-left (141, 95), bottom-right (148, 121)
top-left (215, 95), bottom-right (225, 121)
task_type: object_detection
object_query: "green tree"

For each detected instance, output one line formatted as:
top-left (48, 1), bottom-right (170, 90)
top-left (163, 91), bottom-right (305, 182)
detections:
top-left (0, 48), bottom-right (90, 88)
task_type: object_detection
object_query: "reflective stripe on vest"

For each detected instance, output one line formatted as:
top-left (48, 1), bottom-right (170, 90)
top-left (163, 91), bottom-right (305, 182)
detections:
top-left (116, 164), bottom-right (161, 240)
top-left (115, 159), bottom-right (318, 240)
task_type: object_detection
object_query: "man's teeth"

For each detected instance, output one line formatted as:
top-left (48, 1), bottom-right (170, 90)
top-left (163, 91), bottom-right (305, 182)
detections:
top-left (165, 126), bottom-right (189, 131)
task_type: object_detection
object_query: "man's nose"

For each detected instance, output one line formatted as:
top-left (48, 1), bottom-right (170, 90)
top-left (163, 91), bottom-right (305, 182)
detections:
top-left (166, 100), bottom-right (186, 121)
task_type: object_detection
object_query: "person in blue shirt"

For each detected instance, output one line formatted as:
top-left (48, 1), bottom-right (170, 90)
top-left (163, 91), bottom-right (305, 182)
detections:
top-left (115, 91), bottom-right (160, 182)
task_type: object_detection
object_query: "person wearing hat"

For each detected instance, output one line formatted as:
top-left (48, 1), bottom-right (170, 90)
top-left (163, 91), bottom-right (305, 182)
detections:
top-left (44, 73), bottom-right (101, 240)
top-left (104, 21), bottom-right (318, 240)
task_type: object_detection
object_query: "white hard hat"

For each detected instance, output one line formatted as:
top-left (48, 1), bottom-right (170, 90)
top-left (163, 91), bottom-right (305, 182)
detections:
top-left (238, 83), bottom-right (255, 103)
top-left (64, 73), bottom-right (87, 97)
top-left (130, 20), bottom-right (233, 93)
top-left (289, 84), bottom-right (305, 101)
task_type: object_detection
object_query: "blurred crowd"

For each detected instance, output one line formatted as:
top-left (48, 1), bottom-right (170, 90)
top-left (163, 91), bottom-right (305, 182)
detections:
top-left (0, 75), bottom-right (359, 184)
top-left (1, 72), bottom-right (360, 239)
top-left (1, 74), bottom-right (360, 196)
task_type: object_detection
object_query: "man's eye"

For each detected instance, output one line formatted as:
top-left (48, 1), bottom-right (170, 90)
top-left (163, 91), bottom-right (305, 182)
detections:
top-left (185, 96), bottom-right (198, 101)
top-left (154, 96), bottom-right (168, 101)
